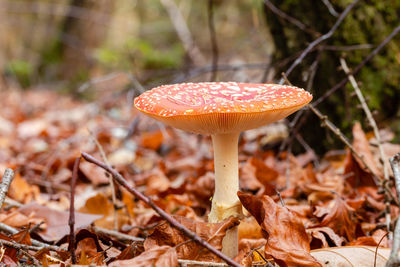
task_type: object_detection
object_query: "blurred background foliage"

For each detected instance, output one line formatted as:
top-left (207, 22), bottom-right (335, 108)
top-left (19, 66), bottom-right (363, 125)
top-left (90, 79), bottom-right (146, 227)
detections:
top-left (0, 0), bottom-right (399, 152)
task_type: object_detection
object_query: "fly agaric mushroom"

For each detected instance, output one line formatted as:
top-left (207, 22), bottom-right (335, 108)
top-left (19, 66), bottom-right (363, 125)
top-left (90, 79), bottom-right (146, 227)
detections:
top-left (134, 82), bottom-right (312, 257)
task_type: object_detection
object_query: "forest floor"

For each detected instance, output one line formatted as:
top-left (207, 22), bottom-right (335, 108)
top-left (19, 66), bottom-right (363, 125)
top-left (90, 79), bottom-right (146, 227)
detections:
top-left (1, 88), bottom-right (400, 266)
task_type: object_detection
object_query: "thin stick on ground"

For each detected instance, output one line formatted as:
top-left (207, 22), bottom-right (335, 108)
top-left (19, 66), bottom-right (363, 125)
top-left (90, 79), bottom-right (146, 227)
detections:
top-left (340, 58), bottom-right (392, 236)
top-left (308, 104), bottom-right (381, 185)
top-left (68, 157), bottom-right (80, 264)
top-left (91, 226), bottom-right (144, 242)
top-left (81, 152), bottom-right (242, 267)
top-left (178, 259), bottom-right (228, 266)
top-left (0, 239), bottom-right (40, 266)
top-left (0, 169), bottom-right (14, 209)
top-left (89, 129), bottom-right (118, 230)
top-left (387, 153), bottom-right (400, 267)
top-left (0, 222), bottom-right (63, 251)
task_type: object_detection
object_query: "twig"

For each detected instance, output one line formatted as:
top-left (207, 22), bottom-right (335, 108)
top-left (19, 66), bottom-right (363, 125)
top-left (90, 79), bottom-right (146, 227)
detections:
top-left (81, 152), bottom-right (242, 267)
top-left (313, 24), bottom-right (400, 107)
top-left (91, 226), bottom-right (144, 242)
top-left (340, 58), bottom-right (389, 181)
top-left (281, 68), bottom-right (382, 184)
top-left (160, 0), bottom-right (206, 65)
top-left (68, 157), bottom-right (79, 264)
top-left (208, 0), bottom-right (219, 81)
top-left (340, 58), bottom-right (392, 236)
top-left (308, 104), bottom-right (381, 185)
top-left (0, 222), bottom-right (63, 251)
top-left (375, 232), bottom-right (390, 267)
top-left (263, 0), bottom-right (318, 36)
top-left (387, 154), bottom-right (400, 267)
top-left (279, 0), bottom-right (360, 84)
top-left (178, 259), bottom-right (228, 266)
top-left (29, 221), bottom-right (45, 234)
top-left (0, 239), bottom-right (40, 266)
top-left (89, 129), bottom-right (118, 230)
top-left (322, 44), bottom-right (373, 51)
top-left (321, 0), bottom-right (339, 17)
top-left (0, 169), bottom-right (14, 209)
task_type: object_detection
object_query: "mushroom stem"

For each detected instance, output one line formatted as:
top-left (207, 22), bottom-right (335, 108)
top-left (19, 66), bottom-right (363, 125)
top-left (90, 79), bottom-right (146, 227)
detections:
top-left (209, 132), bottom-right (242, 258)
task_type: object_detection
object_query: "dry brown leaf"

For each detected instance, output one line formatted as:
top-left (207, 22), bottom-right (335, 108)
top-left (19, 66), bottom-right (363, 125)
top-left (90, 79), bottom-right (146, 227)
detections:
top-left (79, 161), bottom-right (109, 185)
top-left (144, 216), bottom-right (239, 262)
top-left (140, 130), bottom-right (164, 150)
top-left (8, 173), bottom-right (40, 204)
top-left (238, 216), bottom-right (263, 240)
top-left (240, 157), bottom-right (278, 194)
top-left (315, 196), bottom-right (357, 241)
top-left (18, 203), bottom-right (101, 241)
top-left (311, 246), bottom-right (390, 266)
top-left (344, 122), bottom-right (382, 188)
top-left (109, 246), bottom-right (178, 267)
top-left (307, 227), bottom-right (345, 248)
top-left (238, 192), bottom-right (321, 267)
top-left (186, 171), bottom-right (214, 210)
top-left (349, 229), bottom-right (388, 247)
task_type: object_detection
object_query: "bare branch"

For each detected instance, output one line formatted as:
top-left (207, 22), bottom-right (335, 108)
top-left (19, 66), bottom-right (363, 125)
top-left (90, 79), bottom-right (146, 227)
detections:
top-left (160, 0), bottom-right (206, 65)
top-left (91, 226), bottom-right (144, 242)
top-left (208, 0), bottom-right (219, 81)
top-left (88, 129), bottom-right (118, 230)
top-left (263, 0), bottom-right (319, 36)
top-left (340, 58), bottom-right (389, 180)
top-left (387, 153), bottom-right (400, 267)
top-left (68, 157), bottom-right (80, 264)
top-left (279, 0), bottom-right (360, 84)
top-left (0, 222), bottom-right (64, 251)
top-left (81, 152), bottom-right (242, 267)
top-left (0, 169), bottom-right (14, 209)
top-left (321, 0), bottom-right (339, 17)
top-left (179, 259), bottom-right (228, 266)
top-left (307, 104), bottom-right (381, 185)
top-left (313, 24), bottom-right (400, 107)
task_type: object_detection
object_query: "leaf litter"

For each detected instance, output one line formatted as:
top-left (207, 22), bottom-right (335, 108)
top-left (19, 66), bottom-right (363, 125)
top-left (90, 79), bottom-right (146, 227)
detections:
top-left (0, 88), bottom-right (399, 266)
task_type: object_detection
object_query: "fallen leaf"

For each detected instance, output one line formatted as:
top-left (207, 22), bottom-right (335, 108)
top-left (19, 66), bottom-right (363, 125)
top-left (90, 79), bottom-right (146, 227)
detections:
top-left (109, 246), bottom-right (178, 267)
top-left (18, 203), bottom-right (102, 241)
top-left (144, 216), bottom-right (239, 262)
top-left (238, 192), bottom-right (321, 267)
top-left (240, 157), bottom-right (278, 195)
top-left (140, 130), bottom-right (164, 151)
top-left (310, 246), bottom-right (390, 267)
top-left (315, 196), bottom-right (357, 241)
top-left (307, 227), bottom-right (345, 248)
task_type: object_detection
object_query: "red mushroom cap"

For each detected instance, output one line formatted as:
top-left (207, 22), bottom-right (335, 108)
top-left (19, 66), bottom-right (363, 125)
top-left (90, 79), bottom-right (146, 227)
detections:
top-left (134, 82), bottom-right (312, 134)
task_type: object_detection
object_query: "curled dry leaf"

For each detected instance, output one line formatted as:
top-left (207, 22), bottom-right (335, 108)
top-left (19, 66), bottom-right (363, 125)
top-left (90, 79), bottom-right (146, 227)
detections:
top-left (240, 157), bottom-right (278, 195)
top-left (314, 196), bottom-right (357, 241)
top-left (307, 227), bottom-right (345, 248)
top-left (144, 216), bottom-right (239, 262)
top-left (344, 122), bottom-right (382, 188)
top-left (238, 192), bottom-right (321, 267)
top-left (109, 246), bottom-right (178, 267)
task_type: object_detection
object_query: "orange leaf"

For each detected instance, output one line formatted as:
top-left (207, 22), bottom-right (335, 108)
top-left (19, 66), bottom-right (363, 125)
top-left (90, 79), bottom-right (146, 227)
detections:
top-left (238, 192), bottom-right (321, 267)
top-left (315, 196), bottom-right (357, 241)
top-left (109, 246), bottom-right (178, 267)
top-left (144, 216), bottom-right (239, 262)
